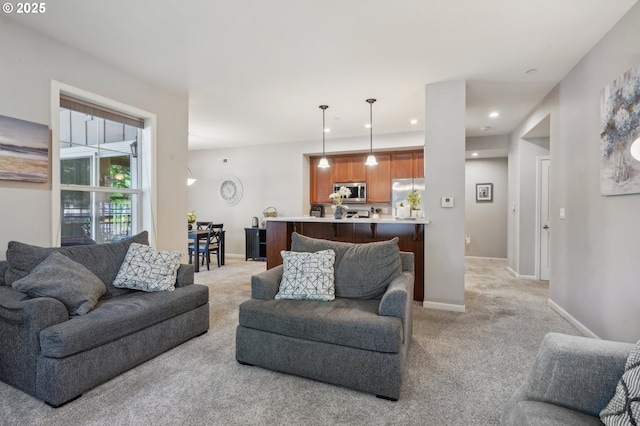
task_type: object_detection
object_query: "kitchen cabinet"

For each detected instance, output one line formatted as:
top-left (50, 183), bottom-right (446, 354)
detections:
top-left (391, 150), bottom-right (424, 179)
top-left (310, 156), bottom-right (333, 204)
top-left (333, 155), bottom-right (366, 183)
top-left (366, 154), bottom-right (391, 203)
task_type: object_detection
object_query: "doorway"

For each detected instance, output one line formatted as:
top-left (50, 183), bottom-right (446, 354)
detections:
top-left (536, 156), bottom-right (550, 281)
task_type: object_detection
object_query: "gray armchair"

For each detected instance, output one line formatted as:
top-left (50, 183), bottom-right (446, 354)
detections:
top-left (236, 233), bottom-right (414, 400)
top-left (501, 332), bottom-right (635, 425)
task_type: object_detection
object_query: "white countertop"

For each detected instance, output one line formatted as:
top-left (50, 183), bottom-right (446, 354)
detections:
top-left (266, 216), bottom-right (430, 225)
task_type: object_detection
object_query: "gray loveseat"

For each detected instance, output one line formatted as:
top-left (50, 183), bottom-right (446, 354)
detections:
top-left (0, 232), bottom-right (209, 407)
top-left (502, 332), bottom-right (636, 425)
top-left (236, 233), bottom-right (413, 401)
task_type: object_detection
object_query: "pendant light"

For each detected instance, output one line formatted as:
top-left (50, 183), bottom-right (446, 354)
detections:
top-left (318, 105), bottom-right (330, 168)
top-left (187, 168), bottom-right (197, 186)
top-left (365, 98), bottom-right (378, 166)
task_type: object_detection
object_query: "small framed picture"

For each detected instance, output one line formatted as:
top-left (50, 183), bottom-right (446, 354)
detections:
top-left (476, 183), bottom-right (493, 202)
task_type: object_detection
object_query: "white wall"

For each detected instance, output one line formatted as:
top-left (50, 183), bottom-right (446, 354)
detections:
top-left (465, 157), bottom-right (508, 258)
top-left (188, 131), bottom-right (424, 256)
top-left (423, 81), bottom-right (466, 311)
top-left (509, 3), bottom-right (640, 342)
top-left (0, 16), bottom-right (189, 256)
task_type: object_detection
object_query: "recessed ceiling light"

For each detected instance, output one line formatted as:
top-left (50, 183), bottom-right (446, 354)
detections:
top-left (471, 152), bottom-right (479, 157)
top-left (525, 68), bottom-right (538, 75)
top-left (365, 123), bottom-right (371, 129)
top-left (489, 111), bottom-right (499, 118)
top-left (324, 128), bottom-right (330, 133)
top-left (410, 119), bottom-right (418, 125)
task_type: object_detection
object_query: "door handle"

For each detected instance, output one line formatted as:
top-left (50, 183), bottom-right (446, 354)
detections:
top-left (543, 225), bottom-right (549, 230)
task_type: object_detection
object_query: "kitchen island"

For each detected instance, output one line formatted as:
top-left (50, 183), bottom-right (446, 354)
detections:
top-left (266, 216), bottom-right (429, 301)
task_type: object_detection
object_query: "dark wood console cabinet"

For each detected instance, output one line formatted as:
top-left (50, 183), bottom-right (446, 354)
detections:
top-left (245, 227), bottom-right (267, 261)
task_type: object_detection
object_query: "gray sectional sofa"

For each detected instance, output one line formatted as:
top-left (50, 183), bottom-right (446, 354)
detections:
top-left (502, 332), bottom-right (636, 425)
top-left (0, 232), bottom-right (209, 407)
top-left (236, 233), bottom-right (413, 400)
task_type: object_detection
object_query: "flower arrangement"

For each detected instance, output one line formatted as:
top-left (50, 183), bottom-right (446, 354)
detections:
top-left (187, 210), bottom-right (197, 224)
top-left (329, 186), bottom-right (351, 206)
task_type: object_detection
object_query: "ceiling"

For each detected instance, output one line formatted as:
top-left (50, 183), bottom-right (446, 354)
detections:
top-left (8, 0), bottom-right (638, 151)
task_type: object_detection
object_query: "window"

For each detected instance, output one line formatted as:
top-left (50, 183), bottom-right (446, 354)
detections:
top-left (59, 95), bottom-right (143, 244)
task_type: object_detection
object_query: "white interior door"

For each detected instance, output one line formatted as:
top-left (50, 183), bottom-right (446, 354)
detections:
top-left (539, 157), bottom-right (550, 281)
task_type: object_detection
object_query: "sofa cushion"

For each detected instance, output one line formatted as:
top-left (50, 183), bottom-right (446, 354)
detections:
top-left (39, 283), bottom-right (209, 358)
top-left (276, 249), bottom-right (335, 301)
top-left (5, 231), bottom-right (149, 298)
top-left (600, 340), bottom-right (640, 425)
top-left (238, 297), bottom-right (403, 353)
top-left (113, 243), bottom-right (182, 292)
top-left (290, 232), bottom-right (402, 299)
top-left (11, 252), bottom-right (106, 315)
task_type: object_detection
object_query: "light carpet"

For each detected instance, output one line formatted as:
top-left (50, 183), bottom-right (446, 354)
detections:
top-left (0, 256), bottom-right (580, 425)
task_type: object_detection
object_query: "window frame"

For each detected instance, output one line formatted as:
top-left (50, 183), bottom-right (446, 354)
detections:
top-left (51, 81), bottom-right (157, 247)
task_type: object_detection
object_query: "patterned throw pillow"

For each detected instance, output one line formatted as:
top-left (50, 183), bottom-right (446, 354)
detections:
top-left (275, 249), bottom-right (335, 301)
top-left (600, 340), bottom-right (640, 425)
top-left (113, 243), bottom-right (182, 292)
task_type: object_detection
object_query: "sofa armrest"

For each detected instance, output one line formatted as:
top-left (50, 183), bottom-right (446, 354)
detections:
top-left (0, 286), bottom-right (68, 394)
top-left (175, 264), bottom-right (194, 288)
top-left (378, 272), bottom-right (411, 319)
top-left (517, 332), bottom-right (634, 417)
top-left (251, 265), bottom-right (283, 300)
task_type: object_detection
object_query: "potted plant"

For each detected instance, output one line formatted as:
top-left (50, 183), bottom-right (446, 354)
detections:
top-left (407, 189), bottom-right (421, 217)
top-left (187, 210), bottom-right (197, 230)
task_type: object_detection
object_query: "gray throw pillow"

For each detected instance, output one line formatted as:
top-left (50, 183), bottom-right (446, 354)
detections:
top-left (276, 249), bottom-right (335, 301)
top-left (11, 252), bottom-right (106, 315)
top-left (5, 231), bottom-right (149, 298)
top-left (600, 340), bottom-right (640, 425)
top-left (290, 232), bottom-right (402, 299)
top-left (113, 243), bottom-right (182, 292)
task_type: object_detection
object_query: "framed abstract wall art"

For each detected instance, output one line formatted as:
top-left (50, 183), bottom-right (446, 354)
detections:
top-left (600, 63), bottom-right (640, 196)
top-left (0, 114), bottom-right (49, 183)
top-left (476, 183), bottom-right (493, 202)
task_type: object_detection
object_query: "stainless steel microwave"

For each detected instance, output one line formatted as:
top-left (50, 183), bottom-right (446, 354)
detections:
top-left (332, 182), bottom-right (367, 203)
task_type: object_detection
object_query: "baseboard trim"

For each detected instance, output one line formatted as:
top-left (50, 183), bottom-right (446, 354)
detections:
top-left (505, 266), bottom-right (536, 280)
top-left (548, 299), bottom-right (599, 339)
top-left (423, 301), bottom-right (466, 313)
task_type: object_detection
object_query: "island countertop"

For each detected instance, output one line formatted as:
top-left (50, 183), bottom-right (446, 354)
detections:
top-left (265, 216), bottom-right (427, 301)
top-left (266, 216), bottom-right (430, 225)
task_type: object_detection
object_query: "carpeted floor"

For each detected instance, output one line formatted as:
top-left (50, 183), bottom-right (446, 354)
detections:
top-left (0, 256), bottom-right (579, 426)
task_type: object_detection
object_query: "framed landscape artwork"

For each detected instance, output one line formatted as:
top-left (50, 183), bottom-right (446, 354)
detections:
top-left (476, 183), bottom-right (493, 202)
top-left (600, 63), bottom-right (640, 196)
top-left (0, 114), bottom-right (49, 183)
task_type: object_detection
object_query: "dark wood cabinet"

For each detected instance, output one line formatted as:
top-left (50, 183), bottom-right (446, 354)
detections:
top-left (310, 157), bottom-right (333, 204)
top-left (245, 227), bottom-right (266, 261)
top-left (310, 149), bottom-right (424, 205)
top-left (366, 153), bottom-right (391, 203)
top-left (392, 150), bottom-right (423, 179)
top-left (333, 155), bottom-right (366, 183)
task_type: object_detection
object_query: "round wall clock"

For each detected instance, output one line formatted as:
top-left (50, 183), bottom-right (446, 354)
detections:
top-left (219, 175), bottom-right (243, 206)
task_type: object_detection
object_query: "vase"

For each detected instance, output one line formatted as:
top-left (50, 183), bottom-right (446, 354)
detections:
top-left (334, 205), bottom-right (346, 219)
top-left (612, 145), bottom-right (631, 185)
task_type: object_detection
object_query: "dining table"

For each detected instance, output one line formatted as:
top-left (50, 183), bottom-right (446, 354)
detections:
top-left (187, 228), bottom-right (225, 272)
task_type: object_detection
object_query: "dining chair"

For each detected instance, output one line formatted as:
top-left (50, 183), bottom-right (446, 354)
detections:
top-left (188, 225), bottom-right (212, 270)
top-left (196, 221), bottom-right (212, 230)
top-left (207, 224), bottom-right (223, 268)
